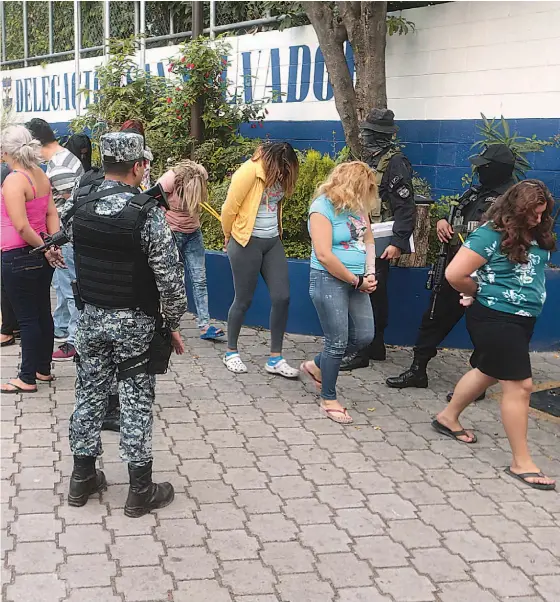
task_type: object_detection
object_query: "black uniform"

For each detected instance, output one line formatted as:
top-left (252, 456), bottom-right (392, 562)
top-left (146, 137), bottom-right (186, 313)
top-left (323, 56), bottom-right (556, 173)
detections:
top-left (369, 151), bottom-right (416, 353)
top-left (385, 166), bottom-right (516, 391)
top-left (412, 179), bottom-right (515, 364)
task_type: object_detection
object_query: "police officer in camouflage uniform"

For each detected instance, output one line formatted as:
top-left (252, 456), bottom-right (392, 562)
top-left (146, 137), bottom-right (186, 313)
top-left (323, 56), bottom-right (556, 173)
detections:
top-left (386, 144), bottom-right (516, 391)
top-left (62, 132), bottom-right (187, 517)
top-left (341, 108), bottom-right (416, 370)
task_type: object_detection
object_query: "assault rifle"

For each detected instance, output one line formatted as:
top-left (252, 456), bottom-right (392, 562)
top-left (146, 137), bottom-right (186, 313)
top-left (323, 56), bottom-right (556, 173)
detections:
top-left (425, 203), bottom-right (458, 320)
top-left (29, 230), bottom-right (69, 255)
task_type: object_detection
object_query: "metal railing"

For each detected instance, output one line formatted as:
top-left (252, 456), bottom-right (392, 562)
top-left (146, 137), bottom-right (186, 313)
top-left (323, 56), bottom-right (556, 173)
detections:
top-left (0, 0), bottom-right (285, 68)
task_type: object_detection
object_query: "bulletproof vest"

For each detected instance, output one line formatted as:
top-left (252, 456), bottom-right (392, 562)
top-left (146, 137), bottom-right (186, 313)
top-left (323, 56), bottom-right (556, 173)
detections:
top-left (448, 186), bottom-right (500, 247)
top-left (371, 149), bottom-right (398, 224)
top-left (71, 182), bottom-right (160, 316)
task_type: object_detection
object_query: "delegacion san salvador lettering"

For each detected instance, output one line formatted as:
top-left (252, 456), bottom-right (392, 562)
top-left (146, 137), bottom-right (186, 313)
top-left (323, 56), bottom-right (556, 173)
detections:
top-left (5, 42), bottom-right (356, 114)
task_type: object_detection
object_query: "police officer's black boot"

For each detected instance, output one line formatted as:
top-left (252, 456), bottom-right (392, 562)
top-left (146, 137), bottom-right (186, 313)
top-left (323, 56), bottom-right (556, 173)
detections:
top-left (340, 352), bottom-right (370, 372)
top-left (68, 456), bottom-right (107, 507)
top-left (124, 462), bottom-right (174, 518)
top-left (386, 359), bottom-right (429, 389)
top-left (102, 394), bottom-right (121, 432)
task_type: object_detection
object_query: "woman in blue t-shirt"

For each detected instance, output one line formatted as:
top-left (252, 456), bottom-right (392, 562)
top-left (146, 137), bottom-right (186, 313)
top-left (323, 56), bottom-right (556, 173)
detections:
top-left (301, 162), bottom-right (379, 424)
top-left (435, 180), bottom-right (556, 491)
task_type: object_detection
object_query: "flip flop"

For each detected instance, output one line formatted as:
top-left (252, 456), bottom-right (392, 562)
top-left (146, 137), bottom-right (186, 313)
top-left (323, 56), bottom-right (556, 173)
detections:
top-left (1, 381), bottom-right (38, 394)
top-left (431, 419), bottom-right (477, 444)
top-left (200, 325), bottom-right (225, 341)
top-left (300, 361), bottom-right (321, 390)
top-left (36, 374), bottom-right (56, 383)
top-left (320, 405), bottom-right (353, 424)
top-left (504, 467), bottom-right (556, 491)
top-left (1, 336), bottom-right (15, 347)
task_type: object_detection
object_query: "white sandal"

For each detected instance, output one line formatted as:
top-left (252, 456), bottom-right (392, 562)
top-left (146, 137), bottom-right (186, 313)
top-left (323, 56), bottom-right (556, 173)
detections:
top-left (223, 353), bottom-right (248, 374)
top-left (265, 358), bottom-right (300, 379)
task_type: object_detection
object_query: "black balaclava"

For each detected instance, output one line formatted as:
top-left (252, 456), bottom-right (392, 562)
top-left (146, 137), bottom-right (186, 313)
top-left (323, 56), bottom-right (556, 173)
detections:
top-left (65, 133), bottom-right (93, 172)
top-left (360, 129), bottom-right (394, 169)
top-left (476, 160), bottom-right (514, 189)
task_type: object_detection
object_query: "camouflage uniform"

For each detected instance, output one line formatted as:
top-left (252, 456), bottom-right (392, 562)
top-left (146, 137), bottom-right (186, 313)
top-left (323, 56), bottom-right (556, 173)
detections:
top-left (62, 134), bottom-right (187, 467)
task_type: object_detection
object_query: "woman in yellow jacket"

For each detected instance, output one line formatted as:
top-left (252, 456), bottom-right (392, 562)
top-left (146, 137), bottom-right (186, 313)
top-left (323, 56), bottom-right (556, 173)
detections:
top-left (221, 142), bottom-right (299, 375)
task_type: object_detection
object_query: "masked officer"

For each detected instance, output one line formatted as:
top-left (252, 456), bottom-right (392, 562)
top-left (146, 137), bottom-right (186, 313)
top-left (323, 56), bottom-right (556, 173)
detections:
top-left (341, 108), bottom-right (416, 370)
top-left (386, 143), bottom-right (516, 390)
top-left (61, 132), bottom-right (187, 517)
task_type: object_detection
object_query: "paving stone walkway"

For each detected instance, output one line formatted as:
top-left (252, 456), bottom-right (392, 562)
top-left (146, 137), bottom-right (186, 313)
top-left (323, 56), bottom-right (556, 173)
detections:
top-left (2, 315), bottom-right (560, 602)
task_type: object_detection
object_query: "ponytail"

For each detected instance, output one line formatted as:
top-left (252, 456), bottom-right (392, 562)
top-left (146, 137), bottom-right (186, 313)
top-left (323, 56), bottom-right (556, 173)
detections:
top-left (1, 125), bottom-right (42, 170)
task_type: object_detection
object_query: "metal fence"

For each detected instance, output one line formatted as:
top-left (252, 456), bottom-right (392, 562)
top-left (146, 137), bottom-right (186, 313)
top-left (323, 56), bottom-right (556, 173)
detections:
top-left (0, 1), bottom-right (285, 68)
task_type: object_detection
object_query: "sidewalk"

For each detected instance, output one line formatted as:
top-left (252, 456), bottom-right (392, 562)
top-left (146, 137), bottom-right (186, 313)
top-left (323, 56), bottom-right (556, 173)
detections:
top-left (2, 315), bottom-right (560, 602)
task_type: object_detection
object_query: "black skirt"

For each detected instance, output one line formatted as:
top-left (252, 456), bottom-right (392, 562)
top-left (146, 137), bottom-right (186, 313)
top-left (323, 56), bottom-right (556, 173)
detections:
top-left (466, 301), bottom-right (536, 381)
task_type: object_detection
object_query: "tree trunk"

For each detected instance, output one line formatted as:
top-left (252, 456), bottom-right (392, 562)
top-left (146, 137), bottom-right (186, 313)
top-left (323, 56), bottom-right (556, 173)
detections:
top-left (342, 1), bottom-right (388, 119)
top-left (394, 203), bottom-right (431, 268)
top-left (305, 2), bottom-right (360, 156)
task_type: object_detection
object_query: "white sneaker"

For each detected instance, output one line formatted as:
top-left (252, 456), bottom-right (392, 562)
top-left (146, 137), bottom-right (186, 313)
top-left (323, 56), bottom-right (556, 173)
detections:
top-left (265, 358), bottom-right (300, 379)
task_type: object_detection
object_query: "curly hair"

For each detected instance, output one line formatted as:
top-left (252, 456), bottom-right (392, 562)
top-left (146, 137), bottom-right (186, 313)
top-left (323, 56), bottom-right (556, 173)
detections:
top-left (252, 142), bottom-right (299, 197)
top-left (484, 179), bottom-right (556, 264)
top-left (314, 161), bottom-right (379, 216)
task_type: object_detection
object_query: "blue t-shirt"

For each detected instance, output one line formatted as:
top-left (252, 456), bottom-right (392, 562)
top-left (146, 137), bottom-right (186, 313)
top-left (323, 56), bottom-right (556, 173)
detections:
top-left (309, 194), bottom-right (367, 275)
top-left (464, 222), bottom-right (550, 317)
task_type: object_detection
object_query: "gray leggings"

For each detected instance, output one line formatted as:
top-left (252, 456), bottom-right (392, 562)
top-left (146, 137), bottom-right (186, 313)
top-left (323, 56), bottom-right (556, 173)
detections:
top-left (227, 236), bottom-right (290, 353)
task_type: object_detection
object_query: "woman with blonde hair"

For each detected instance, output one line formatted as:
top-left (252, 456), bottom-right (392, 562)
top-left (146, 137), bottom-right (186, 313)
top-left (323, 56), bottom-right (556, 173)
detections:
top-left (221, 142), bottom-right (299, 375)
top-left (158, 159), bottom-right (224, 340)
top-left (301, 161), bottom-right (378, 424)
top-left (1, 125), bottom-right (61, 393)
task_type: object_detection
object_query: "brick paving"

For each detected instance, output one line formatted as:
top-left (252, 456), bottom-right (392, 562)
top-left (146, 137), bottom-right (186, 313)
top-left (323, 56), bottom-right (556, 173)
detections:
top-left (1, 315), bottom-right (560, 602)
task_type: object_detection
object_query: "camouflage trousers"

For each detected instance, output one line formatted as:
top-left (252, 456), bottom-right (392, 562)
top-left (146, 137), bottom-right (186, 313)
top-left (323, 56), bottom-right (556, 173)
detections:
top-left (69, 305), bottom-right (156, 466)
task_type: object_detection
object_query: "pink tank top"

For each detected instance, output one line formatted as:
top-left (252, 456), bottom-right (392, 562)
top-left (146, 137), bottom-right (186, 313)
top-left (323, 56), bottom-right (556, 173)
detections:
top-left (1, 171), bottom-right (50, 251)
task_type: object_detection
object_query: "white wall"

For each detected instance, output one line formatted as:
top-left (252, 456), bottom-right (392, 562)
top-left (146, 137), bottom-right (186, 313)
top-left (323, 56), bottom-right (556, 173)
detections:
top-left (3, 1), bottom-right (559, 124)
top-left (386, 0), bottom-right (560, 119)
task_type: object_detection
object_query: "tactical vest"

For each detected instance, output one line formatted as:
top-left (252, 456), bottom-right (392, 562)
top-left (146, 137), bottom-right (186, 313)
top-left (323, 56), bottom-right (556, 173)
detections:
top-left (70, 181), bottom-right (160, 316)
top-left (371, 149), bottom-right (397, 224)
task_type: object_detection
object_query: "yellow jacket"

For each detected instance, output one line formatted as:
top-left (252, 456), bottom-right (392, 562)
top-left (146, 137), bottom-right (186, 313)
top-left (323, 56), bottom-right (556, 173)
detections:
top-left (221, 159), bottom-right (283, 247)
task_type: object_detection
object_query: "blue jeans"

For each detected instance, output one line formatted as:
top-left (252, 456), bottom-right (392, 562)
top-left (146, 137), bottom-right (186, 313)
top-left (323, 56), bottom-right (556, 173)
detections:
top-left (1, 248), bottom-right (54, 384)
top-left (310, 269), bottom-right (375, 401)
top-left (52, 244), bottom-right (78, 345)
top-left (52, 269), bottom-right (70, 338)
top-left (174, 229), bottom-right (210, 328)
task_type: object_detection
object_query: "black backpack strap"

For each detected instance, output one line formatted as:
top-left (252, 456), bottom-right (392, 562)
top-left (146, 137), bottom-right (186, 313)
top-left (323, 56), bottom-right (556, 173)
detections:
top-left (63, 185), bottom-right (135, 225)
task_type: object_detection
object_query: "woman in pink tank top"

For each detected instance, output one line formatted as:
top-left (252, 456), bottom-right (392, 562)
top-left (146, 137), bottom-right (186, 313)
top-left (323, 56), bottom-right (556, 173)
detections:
top-left (1, 125), bottom-right (61, 393)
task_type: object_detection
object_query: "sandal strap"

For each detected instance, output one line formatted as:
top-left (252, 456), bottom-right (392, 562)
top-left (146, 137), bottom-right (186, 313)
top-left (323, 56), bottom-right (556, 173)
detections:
top-left (323, 407), bottom-right (348, 416)
top-left (511, 471), bottom-right (546, 479)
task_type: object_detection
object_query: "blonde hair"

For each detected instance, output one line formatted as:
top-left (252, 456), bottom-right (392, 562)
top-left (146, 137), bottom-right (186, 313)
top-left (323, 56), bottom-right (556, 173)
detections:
top-left (171, 159), bottom-right (208, 216)
top-left (252, 142), bottom-right (299, 197)
top-left (315, 161), bottom-right (379, 215)
top-left (1, 125), bottom-right (42, 170)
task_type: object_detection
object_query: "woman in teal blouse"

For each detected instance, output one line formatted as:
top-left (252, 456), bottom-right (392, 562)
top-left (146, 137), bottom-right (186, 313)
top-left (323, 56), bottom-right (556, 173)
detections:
top-left (434, 180), bottom-right (556, 491)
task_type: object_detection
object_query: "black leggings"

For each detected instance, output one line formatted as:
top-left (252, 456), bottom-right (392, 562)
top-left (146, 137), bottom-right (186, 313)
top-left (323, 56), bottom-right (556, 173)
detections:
top-left (227, 236), bottom-right (290, 353)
